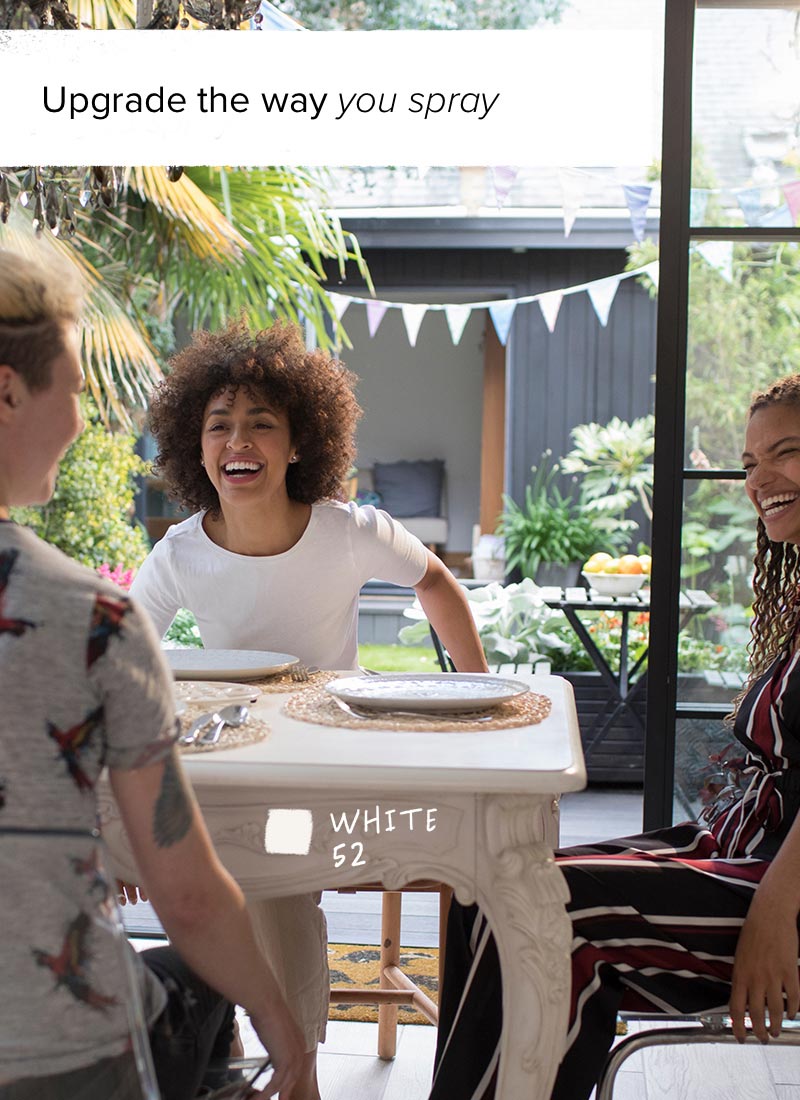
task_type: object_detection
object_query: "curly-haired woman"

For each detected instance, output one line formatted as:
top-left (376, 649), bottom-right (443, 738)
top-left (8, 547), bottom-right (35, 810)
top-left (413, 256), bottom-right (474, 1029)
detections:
top-left (431, 374), bottom-right (800, 1100)
top-left (131, 318), bottom-right (487, 1100)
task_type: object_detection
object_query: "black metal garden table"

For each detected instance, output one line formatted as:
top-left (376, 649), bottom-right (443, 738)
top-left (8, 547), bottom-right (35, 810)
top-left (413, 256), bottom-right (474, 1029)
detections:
top-left (536, 585), bottom-right (717, 760)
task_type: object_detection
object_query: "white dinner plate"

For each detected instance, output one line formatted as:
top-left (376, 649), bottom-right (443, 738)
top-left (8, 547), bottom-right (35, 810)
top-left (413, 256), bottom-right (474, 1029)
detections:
top-left (325, 672), bottom-right (527, 713)
top-left (164, 649), bottom-right (298, 681)
top-left (174, 680), bottom-right (263, 706)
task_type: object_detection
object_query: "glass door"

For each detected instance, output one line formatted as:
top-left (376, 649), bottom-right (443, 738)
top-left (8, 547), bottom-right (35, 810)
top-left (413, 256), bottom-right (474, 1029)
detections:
top-left (646, 0), bottom-right (800, 828)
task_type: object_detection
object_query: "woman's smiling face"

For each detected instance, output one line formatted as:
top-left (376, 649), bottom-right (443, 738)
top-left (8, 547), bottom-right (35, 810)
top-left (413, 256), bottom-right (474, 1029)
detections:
top-left (743, 402), bottom-right (800, 544)
top-left (200, 386), bottom-right (295, 508)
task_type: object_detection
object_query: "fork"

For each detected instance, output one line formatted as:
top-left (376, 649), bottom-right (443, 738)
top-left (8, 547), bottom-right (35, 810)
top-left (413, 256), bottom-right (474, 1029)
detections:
top-left (290, 664), bottom-right (319, 683)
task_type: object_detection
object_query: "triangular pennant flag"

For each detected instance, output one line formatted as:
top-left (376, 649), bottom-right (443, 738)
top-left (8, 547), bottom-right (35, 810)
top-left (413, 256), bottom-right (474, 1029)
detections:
top-left (490, 165), bottom-right (518, 209)
top-left (642, 261), bottom-right (659, 290)
top-left (587, 275), bottom-right (621, 327)
top-left (695, 240), bottom-right (734, 282)
top-left (736, 187), bottom-right (763, 227)
top-left (538, 290), bottom-right (563, 333)
top-left (329, 293), bottom-right (351, 320)
top-left (488, 301), bottom-right (516, 346)
top-left (400, 303), bottom-right (428, 347)
top-left (444, 304), bottom-right (472, 345)
top-left (622, 183), bottom-right (653, 241)
top-left (783, 180), bottom-right (800, 224)
top-left (689, 189), bottom-right (709, 226)
top-left (558, 168), bottom-right (586, 238)
top-left (759, 203), bottom-right (794, 228)
top-left (365, 300), bottom-right (389, 338)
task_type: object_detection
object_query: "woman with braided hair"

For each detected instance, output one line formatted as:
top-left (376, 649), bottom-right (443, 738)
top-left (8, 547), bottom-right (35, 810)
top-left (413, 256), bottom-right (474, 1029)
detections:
top-left (430, 374), bottom-right (800, 1100)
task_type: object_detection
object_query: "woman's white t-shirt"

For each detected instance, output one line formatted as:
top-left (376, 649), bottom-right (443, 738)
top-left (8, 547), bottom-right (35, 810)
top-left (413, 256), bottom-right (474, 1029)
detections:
top-left (130, 501), bottom-right (429, 670)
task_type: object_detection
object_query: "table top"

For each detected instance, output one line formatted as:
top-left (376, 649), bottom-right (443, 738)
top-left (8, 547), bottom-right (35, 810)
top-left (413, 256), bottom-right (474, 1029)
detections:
top-left (178, 672), bottom-right (586, 797)
top-left (538, 585), bottom-right (716, 613)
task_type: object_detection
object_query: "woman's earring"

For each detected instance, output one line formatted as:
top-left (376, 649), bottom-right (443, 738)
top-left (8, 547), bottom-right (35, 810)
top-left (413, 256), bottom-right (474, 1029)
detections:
top-left (290, 454), bottom-right (300, 463)
top-left (200, 457), bottom-right (205, 467)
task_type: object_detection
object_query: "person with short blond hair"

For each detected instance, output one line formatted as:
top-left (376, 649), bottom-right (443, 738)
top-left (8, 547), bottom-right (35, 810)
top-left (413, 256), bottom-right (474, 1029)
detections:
top-left (0, 247), bottom-right (303, 1099)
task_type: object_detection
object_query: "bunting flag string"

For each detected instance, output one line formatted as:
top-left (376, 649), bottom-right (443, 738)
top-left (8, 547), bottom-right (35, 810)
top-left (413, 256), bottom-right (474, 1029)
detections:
top-left (326, 262), bottom-right (661, 347)
top-left (552, 165), bottom-right (800, 238)
top-left (326, 242), bottom-right (758, 347)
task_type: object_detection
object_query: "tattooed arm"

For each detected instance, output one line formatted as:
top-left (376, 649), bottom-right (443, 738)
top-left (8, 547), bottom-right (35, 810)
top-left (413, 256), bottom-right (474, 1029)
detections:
top-left (109, 750), bottom-right (304, 1096)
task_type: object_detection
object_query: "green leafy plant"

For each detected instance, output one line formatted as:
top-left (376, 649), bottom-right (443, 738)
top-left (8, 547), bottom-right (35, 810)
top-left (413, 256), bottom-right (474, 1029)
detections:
top-left (496, 456), bottom-right (598, 580)
top-left (399, 578), bottom-right (571, 666)
top-left (561, 415), bottom-right (654, 545)
top-left (164, 608), bottom-right (203, 648)
top-left (12, 396), bottom-right (150, 570)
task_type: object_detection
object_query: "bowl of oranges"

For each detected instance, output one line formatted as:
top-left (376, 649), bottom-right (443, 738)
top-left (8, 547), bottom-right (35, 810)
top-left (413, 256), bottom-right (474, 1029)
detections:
top-left (582, 552), bottom-right (651, 597)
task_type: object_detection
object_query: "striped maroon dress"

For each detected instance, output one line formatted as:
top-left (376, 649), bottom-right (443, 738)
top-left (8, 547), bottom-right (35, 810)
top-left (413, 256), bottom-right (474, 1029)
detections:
top-left (430, 649), bottom-right (800, 1100)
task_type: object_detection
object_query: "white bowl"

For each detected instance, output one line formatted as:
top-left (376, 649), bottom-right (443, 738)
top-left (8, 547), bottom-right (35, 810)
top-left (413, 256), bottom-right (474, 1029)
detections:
top-left (582, 571), bottom-right (646, 596)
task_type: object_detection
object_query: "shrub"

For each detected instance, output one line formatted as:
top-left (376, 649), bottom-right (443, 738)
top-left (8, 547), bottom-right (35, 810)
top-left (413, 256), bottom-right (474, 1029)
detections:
top-left (12, 396), bottom-right (150, 571)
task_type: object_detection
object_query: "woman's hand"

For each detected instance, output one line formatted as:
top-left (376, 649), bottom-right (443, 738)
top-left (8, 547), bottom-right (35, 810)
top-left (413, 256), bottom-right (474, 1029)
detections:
top-left (730, 887), bottom-right (800, 1042)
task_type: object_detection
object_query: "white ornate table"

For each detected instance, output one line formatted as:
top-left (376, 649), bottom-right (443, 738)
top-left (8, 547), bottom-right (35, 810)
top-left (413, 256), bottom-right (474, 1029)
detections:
top-left (101, 672), bottom-right (585, 1099)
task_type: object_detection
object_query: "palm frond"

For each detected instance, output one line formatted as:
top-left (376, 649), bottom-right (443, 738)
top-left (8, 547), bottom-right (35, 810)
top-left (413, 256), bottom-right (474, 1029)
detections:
top-left (0, 218), bottom-right (161, 429)
top-left (71, 0), bottom-right (135, 27)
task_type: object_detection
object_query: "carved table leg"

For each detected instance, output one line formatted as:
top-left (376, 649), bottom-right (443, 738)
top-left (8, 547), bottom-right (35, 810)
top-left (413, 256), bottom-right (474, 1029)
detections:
top-left (475, 794), bottom-right (570, 1099)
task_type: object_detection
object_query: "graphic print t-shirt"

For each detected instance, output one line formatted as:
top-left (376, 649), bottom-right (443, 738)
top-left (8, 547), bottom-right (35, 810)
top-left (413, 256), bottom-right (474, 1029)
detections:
top-left (0, 523), bottom-right (176, 1080)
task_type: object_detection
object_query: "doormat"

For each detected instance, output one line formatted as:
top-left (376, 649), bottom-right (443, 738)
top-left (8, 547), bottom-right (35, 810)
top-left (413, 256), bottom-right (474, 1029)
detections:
top-left (328, 943), bottom-right (439, 1025)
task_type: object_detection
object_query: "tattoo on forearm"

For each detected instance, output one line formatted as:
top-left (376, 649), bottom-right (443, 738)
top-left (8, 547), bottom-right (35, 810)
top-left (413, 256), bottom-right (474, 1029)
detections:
top-left (153, 752), bottom-right (192, 848)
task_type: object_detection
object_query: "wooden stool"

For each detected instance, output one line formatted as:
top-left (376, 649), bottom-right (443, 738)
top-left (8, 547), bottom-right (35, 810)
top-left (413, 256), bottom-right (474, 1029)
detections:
top-left (328, 882), bottom-right (452, 1059)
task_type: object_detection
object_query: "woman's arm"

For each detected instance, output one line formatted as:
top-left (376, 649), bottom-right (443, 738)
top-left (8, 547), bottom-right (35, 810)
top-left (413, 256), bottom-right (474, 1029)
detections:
top-left (413, 552), bottom-right (488, 673)
top-left (729, 811), bottom-right (800, 1042)
top-left (110, 751), bottom-right (304, 1096)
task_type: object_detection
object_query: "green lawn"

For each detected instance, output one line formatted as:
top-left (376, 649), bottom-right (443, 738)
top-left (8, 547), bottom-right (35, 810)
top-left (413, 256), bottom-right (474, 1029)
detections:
top-left (357, 644), bottom-right (440, 672)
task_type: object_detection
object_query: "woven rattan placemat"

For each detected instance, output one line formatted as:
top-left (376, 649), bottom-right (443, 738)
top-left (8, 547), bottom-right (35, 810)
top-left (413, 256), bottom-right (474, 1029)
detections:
top-left (284, 683), bottom-right (551, 733)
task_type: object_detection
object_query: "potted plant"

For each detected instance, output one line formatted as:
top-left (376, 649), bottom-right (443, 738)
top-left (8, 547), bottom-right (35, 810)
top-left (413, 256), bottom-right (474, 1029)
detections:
top-left (496, 454), bottom-right (598, 587)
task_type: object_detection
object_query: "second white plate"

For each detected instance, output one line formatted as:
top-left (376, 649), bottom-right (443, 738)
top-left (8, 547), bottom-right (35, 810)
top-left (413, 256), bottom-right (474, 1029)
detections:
top-left (174, 680), bottom-right (262, 707)
top-left (325, 673), bottom-right (527, 713)
top-left (164, 648), bottom-right (298, 681)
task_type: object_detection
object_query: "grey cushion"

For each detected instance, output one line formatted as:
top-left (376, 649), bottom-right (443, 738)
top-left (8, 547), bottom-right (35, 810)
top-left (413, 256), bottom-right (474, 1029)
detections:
top-left (372, 459), bottom-right (444, 517)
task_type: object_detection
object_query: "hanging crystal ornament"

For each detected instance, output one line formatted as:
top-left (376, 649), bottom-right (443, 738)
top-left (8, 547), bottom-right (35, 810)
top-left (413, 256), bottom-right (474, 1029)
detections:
top-left (18, 167), bottom-right (38, 208)
top-left (60, 195), bottom-right (76, 237)
top-left (0, 174), bottom-right (10, 224)
top-left (165, 166), bottom-right (184, 182)
top-left (45, 181), bottom-right (61, 231)
top-left (31, 191), bottom-right (45, 234)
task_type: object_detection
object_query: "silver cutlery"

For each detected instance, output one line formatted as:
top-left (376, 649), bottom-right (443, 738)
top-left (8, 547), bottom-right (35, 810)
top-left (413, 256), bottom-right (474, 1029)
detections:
top-left (178, 710), bottom-right (221, 746)
top-left (197, 704), bottom-right (250, 746)
top-left (290, 664), bottom-right (319, 683)
top-left (329, 695), bottom-right (494, 724)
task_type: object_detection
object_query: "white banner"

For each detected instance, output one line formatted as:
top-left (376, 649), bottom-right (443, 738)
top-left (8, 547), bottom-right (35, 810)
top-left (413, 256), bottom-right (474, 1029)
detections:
top-left (538, 290), bottom-right (563, 333)
top-left (400, 303), bottom-right (428, 346)
top-left (0, 29), bottom-right (656, 164)
top-left (587, 275), bottom-right (621, 327)
top-left (444, 304), bottom-right (473, 346)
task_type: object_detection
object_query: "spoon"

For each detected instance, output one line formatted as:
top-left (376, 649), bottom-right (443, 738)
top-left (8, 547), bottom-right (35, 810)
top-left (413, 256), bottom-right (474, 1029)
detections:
top-left (178, 709), bottom-right (221, 746)
top-left (197, 704), bottom-right (249, 746)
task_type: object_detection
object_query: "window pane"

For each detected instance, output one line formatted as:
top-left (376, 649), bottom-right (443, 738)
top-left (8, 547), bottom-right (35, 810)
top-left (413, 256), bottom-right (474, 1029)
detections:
top-left (692, 5), bottom-right (800, 228)
top-left (674, 716), bottom-right (735, 823)
top-left (686, 239), bottom-right (800, 468)
top-left (675, 478), bottom-right (753, 706)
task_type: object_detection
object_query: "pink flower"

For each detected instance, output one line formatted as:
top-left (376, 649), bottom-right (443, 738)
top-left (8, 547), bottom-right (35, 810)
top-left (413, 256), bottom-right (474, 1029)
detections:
top-left (97, 563), bottom-right (135, 591)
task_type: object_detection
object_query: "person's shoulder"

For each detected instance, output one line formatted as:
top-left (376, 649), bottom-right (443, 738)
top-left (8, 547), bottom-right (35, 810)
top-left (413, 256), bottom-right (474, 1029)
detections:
top-left (2, 523), bottom-right (105, 594)
top-left (160, 512), bottom-right (205, 543)
top-left (313, 500), bottom-right (384, 534)
top-left (152, 512), bottom-right (206, 558)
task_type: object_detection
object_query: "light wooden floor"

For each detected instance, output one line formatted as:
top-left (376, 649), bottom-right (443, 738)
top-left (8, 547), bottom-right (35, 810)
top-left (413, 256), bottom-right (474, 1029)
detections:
top-left (126, 787), bottom-right (800, 1098)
